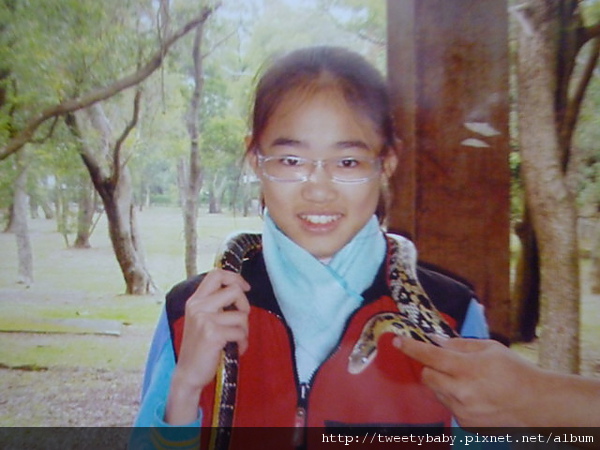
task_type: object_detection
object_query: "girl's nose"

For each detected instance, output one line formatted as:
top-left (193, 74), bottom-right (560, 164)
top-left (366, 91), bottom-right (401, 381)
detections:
top-left (301, 165), bottom-right (338, 203)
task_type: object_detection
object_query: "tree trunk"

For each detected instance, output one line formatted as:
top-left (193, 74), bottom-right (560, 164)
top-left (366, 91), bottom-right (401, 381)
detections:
top-left (67, 106), bottom-right (155, 295)
top-left (143, 184), bottom-right (150, 210)
top-left (99, 168), bottom-right (153, 295)
top-left (40, 197), bottom-right (55, 220)
top-left (13, 152), bottom-right (33, 286)
top-left (54, 178), bottom-right (71, 247)
top-left (179, 156), bottom-right (202, 278)
top-left (511, 209), bottom-right (540, 342)
top-left (74, 174), bottom-right (95, 248)
top-left (592, 218), bottom-right (600, 294)
top-left (3, 204), bottom-right (15, 233)
top-left (29, 196), bottom-right (39, 219)
top-left (208, 189), bottom-right (218, 214)
top-left (183, 184), bottom-right (200, 277)
top-left (208, 174), bottom-right (226, 214)
top-left (516, 2), bottom-right (580, 372)
top-left (215, 175), bottom-right (228, 214)
top-left (181, 22), bottom-right (206, 278)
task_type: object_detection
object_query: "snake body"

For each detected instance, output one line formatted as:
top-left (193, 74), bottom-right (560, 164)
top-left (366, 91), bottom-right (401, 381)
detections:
top-left (210, 232), bottom-right (262, 450)
top-left (209, 232), bottom-right (457, 447)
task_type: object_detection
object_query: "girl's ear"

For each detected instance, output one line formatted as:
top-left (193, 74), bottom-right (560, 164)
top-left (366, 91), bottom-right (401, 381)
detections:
top-left (244, 134), bottom-right (253, 150)
top-left (245, 135), bottom-right (259, 174)
top-left (382, 140), bottom-right (401, 178)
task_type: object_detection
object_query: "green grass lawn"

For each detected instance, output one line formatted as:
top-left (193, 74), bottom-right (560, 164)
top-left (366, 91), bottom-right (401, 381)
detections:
top-left (0, 207), bottom-right (262, 370)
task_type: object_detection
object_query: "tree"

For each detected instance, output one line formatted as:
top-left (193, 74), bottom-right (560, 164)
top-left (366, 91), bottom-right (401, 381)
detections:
top-left (0, 3), bottom-right (215, 161)
top-left (179, 14), bottom-right (210, 278)
top-left (202, 116), bottom-right (246, 214)
top-left (317, 0), bottom-right (386, 65)
top-left (129, 70), bottom-right (189, 209)
top-left (12, 150), bottom-right (33, 285)
top-left (66, 96), bottom-right (156, 295)
top-left (1, 1), bottom-right (217, 294)
top-left (514, 0), bottom-right (600, 372)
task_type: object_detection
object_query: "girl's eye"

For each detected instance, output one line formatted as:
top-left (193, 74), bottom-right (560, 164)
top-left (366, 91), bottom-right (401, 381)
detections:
top-left (279, 156), bottom-right (304, 167)
top-left (338, 158), bottom-right (360, 169)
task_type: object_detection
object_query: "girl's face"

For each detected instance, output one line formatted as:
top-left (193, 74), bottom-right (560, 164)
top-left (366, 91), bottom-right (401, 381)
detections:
top-left (250, 87), bottom-right (397, 259)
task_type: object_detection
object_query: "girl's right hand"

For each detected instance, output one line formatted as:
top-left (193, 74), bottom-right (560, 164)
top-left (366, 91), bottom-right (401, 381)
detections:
top-left (165, 269), bottom-right (251, 425)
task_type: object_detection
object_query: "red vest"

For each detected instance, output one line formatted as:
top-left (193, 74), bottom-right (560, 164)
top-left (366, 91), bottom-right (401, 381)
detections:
top-left (166, 248), bottom-right (472, 449)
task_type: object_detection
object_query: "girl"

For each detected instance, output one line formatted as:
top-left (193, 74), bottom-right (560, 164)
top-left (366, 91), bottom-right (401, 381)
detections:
top-left (133, 46), bottom-right (489, 448)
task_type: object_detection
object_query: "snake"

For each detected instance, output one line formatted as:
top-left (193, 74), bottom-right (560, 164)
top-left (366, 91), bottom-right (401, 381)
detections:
top-left (208, 232), bottom-right (457, 448)
top-left (347, 235), bottom-right (458, 374)
top-left (209, 232), bottom-right (262, 450)
top-left (347, 312), bottom-right (441, 374)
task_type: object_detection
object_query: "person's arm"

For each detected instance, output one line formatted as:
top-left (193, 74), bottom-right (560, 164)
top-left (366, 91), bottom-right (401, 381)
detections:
top-left (395, 336), bottom-right (600, 428)
top-left (129, 315), bottom-right (202, 450)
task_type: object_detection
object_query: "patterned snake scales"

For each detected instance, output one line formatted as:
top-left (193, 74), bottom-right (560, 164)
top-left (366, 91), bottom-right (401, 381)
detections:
top-left (209, 232), bottom-right (457, 449)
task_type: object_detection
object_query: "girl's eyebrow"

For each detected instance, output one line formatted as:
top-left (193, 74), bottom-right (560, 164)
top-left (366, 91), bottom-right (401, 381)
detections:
top-left (270, 137), bottom-right (304, 147)
top-left (335, 140), bottom-right (370, 150)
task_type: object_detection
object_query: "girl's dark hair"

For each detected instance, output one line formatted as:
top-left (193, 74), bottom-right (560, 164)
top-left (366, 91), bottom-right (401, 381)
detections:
top-left (247, 46), bottom-right (396, 154)
top-left (247, 46), bottom-right (397, 222)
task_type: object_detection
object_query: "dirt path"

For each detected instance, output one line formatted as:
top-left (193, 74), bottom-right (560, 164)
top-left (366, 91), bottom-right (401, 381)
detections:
top-left (0, 365), bottom-right (142, 427)
top-left (0, 315), bottom-right (153, 427)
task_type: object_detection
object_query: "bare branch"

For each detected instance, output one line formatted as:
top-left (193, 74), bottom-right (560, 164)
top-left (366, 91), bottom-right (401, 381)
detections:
top-left (187, 21), bottom-right (204, 192)
top-left (202, 28), bottom-right (237, 60)
top-left (0, 5), bottom-right (215, 161)
top-left (561, 37), bottom-right (600, 169)
top-left (112, 88), bottom-right (143, 185)
top-left (30, 116), bottom-right (60, 145)
top-left (157, 0), bottom-right (171, 39)
top-left (157, 0), bottom-right (171, 111)
top-left (580, 21), bottom-right (600, 47)
top-left (356, 30), bottom-right (385, 47)
top-left (64, 112), bottom-right (106, 191)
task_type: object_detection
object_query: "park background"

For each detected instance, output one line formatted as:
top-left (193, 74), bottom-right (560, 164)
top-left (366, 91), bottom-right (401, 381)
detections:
top-left (0, 0), bottom-right (599, 426)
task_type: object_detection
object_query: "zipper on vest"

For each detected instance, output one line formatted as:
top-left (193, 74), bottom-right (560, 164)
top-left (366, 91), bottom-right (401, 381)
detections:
top-left (292, 382), bottom-right (310, 448)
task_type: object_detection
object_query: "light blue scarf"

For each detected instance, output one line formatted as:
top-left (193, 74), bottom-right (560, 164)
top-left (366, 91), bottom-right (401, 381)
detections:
top-left (262, 212), bottom-right (386, 383)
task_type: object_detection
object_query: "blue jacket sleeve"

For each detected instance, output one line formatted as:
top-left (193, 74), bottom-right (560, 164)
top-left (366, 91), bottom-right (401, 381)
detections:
top-left (130, 309), bottom-right (202, 449)
top-left (141, 309), bottom-right (171, 398)
top-left (459, 298), bottom-right (489, 339)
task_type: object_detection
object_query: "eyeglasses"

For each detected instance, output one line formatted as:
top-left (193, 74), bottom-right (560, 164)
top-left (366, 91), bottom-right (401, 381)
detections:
top-left (256, 154), bottom-right (382, 184)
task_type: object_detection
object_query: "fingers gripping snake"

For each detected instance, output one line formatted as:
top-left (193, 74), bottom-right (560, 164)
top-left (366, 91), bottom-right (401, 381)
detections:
top-left (209, 232), bottom-right (457, 449)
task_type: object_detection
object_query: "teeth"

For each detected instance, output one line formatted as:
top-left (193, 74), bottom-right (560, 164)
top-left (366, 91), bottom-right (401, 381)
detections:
top-left (301, 214), bottom-right (340, 224)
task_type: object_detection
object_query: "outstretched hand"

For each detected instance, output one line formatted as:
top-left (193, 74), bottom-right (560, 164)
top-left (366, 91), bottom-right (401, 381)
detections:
top-left (394, 337), bottom-right (542, 428)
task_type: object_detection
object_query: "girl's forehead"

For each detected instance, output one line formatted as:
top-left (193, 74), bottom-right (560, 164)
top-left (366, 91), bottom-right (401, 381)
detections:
top-left (269, 86), bottom-right (377, 130)
top-left (261, 87), bottom-right (383, 150)
top-left (275, 82), bottom-right (347, 109)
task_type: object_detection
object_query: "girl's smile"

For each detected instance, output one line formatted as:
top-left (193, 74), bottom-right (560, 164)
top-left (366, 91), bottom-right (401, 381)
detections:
top-left (298, 213), bottom-right (343, 236)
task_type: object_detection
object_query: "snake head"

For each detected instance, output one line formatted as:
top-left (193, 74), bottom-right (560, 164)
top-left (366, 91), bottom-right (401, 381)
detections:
top-left (347, 312), bottom-right (444, 375)
top-left (348, 343), bottom-right (377, 375)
